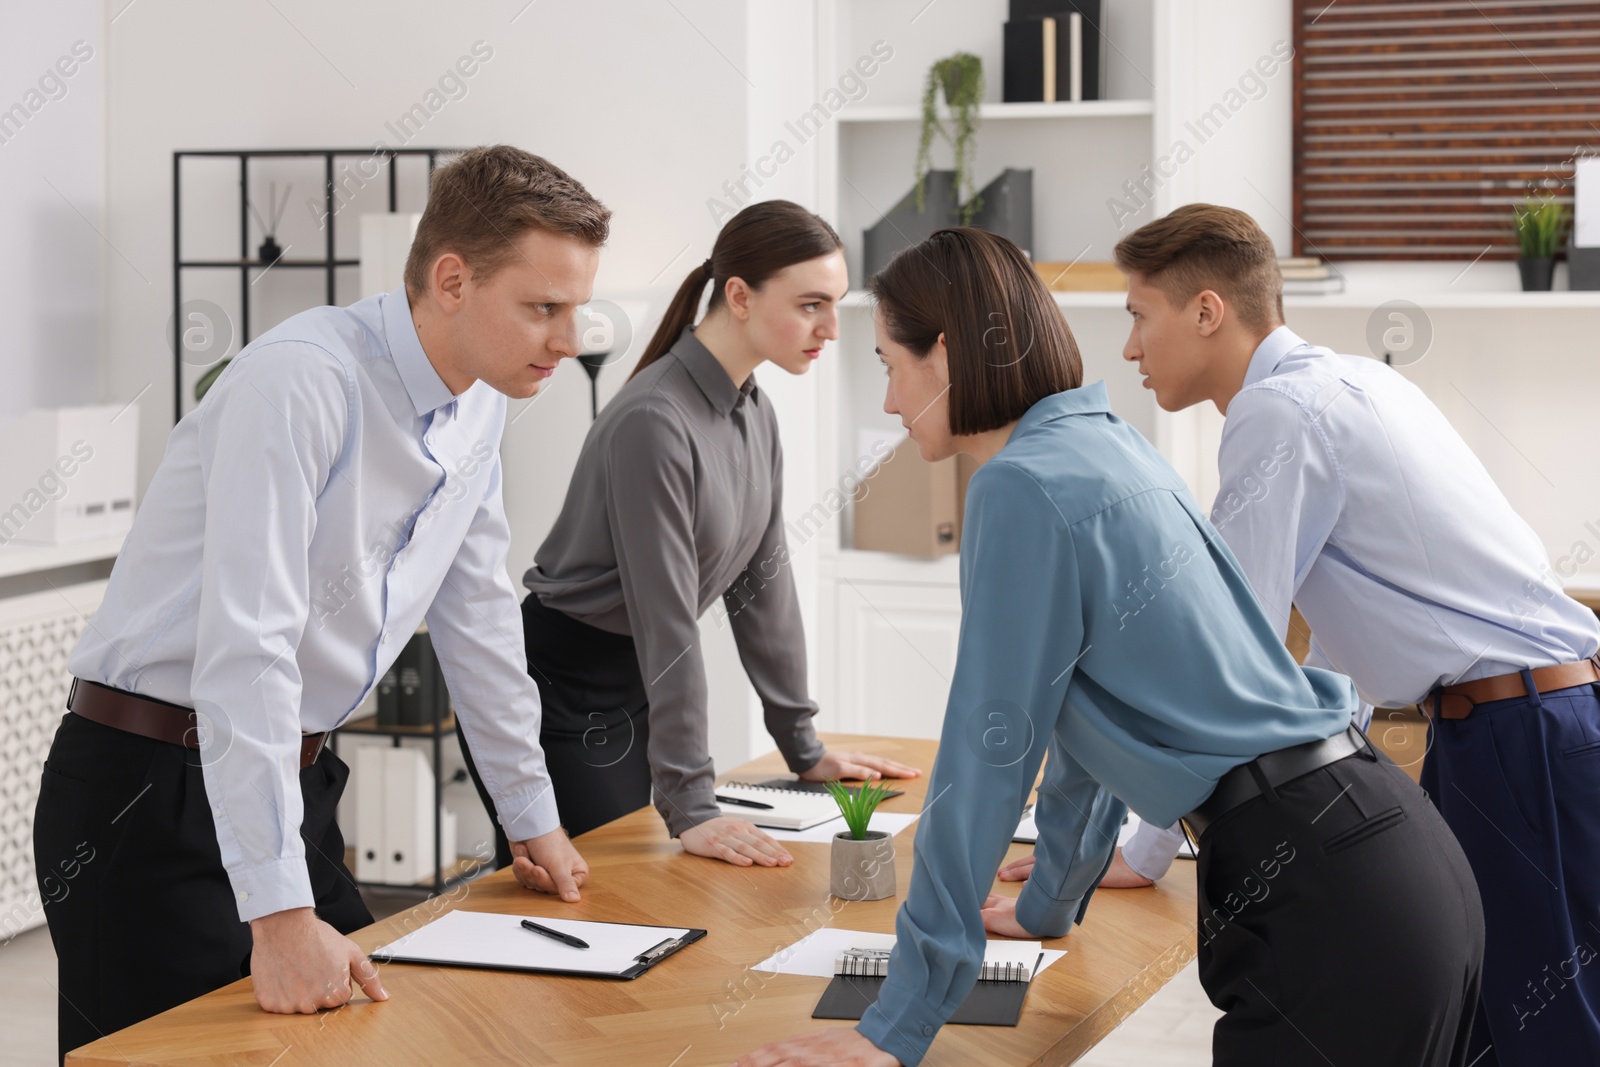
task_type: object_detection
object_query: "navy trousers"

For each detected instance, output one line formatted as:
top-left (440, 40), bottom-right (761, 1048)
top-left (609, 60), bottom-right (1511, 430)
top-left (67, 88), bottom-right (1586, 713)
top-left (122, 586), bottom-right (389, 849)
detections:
top-left (1421, 678), bottom-right (1600, 1065)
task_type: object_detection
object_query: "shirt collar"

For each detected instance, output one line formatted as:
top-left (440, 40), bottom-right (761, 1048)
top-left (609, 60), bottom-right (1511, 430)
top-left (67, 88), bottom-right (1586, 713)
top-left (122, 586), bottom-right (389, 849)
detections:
top-left (382, 286), bottom-right (456, 416)
top-left (1242, 325), bottom-right (1311, 391)
top-left (672, 326), bottom-right (758, 416)
top-left (1014, 380), bottom-right (1112, 434)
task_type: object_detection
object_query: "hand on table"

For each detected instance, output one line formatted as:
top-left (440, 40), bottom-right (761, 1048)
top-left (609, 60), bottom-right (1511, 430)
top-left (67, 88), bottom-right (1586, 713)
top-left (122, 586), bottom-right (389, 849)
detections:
top-left (798, 750), bottom-right (921, 784)
top-left (510, 827), bottom-right (589, 901)
top-left (249, 907), bottom-right (387, 1013)
top-left (996, 847), bottom-right (1156, 888)
top-left (681, 815), bottom-right (793, 867)
top-left (980, 894), bottom-right (1044, 939)
top-left (732, 1026), bottom-right (900, 1066)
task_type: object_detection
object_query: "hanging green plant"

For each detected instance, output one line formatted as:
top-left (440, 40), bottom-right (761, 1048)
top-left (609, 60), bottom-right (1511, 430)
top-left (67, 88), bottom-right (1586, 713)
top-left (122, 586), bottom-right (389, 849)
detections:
top-left (915, 52), bottom-right (984, 224)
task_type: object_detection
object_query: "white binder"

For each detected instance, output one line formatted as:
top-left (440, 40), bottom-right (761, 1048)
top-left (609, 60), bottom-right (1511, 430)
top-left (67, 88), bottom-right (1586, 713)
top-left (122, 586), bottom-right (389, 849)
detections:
top-left (355, 745), bottom-right (386, 882)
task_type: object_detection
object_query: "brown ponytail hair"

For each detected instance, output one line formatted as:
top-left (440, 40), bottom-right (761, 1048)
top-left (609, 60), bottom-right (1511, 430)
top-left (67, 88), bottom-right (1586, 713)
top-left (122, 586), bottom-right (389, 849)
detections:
top-left (630, 200), bottom-right (842, 380)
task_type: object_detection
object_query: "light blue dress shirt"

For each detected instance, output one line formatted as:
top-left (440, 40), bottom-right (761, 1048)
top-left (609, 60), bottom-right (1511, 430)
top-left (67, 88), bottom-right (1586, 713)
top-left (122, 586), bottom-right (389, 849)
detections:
top-left (855, 382), bottom-right (1357, 1066)
top-left (69, 287), bottom-right (561, 922)
top-left (1122, 325), bottom-right (1600, 880)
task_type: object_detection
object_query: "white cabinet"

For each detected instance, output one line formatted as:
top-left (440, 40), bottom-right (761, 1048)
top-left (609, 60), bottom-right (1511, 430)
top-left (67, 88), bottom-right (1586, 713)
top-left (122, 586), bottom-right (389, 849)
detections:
top-left (831, 574), bottom-right (962, 739)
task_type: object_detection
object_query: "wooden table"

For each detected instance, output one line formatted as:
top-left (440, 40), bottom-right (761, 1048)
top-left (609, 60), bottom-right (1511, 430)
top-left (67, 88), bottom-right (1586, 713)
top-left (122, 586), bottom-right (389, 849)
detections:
top-left (68, 734), bottom-right (1198, 1066)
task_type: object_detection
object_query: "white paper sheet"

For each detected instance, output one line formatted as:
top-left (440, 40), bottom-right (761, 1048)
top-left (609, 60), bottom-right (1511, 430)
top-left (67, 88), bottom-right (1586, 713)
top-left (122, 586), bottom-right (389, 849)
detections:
top-left (752, 927), bottom-right (1066, 979)
top-left (372, 910), bottom-right (692, 976)
top-left (758, 810), bottom-right (921, 843)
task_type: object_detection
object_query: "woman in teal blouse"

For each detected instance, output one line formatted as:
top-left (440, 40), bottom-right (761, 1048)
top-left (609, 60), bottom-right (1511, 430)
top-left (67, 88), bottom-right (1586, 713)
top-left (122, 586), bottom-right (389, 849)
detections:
top-left (736, 229), bottom-right (1483, 1067)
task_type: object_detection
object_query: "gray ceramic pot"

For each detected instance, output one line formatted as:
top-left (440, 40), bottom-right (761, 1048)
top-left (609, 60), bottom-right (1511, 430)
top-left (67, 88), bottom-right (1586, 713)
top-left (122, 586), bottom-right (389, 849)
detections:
top-left (830, 830), bottom-right (897, 901)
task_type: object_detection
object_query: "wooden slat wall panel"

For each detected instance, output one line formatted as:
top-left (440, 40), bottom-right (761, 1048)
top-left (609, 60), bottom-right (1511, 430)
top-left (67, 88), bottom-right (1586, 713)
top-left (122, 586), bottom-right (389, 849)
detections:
top-left (1292, 0), bottom-right (1600, 259)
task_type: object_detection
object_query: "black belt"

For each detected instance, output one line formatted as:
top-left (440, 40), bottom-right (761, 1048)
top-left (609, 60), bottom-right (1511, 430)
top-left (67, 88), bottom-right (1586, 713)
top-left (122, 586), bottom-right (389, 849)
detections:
top-left (1182, 724), bottom-right (1367, 840)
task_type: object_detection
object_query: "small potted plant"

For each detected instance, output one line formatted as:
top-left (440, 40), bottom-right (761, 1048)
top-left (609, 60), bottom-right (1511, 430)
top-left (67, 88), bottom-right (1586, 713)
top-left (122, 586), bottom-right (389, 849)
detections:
top-left (826, 778), bottom-right (897, 901)
top-left (1513, 194), bottom-right (1569, 291)
top-left (915, 52), bottom-right (984, 224)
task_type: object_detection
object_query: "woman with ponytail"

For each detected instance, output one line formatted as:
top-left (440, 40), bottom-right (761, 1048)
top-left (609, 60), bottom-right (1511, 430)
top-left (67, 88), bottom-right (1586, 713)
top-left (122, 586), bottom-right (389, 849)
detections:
top-left (462, 200), bottom-right (920, 870)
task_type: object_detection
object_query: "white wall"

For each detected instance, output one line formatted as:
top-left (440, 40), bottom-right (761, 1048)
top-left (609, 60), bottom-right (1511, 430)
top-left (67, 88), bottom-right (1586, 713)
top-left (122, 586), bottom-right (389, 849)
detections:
top-left (0, 0), bottom-right (105, 421)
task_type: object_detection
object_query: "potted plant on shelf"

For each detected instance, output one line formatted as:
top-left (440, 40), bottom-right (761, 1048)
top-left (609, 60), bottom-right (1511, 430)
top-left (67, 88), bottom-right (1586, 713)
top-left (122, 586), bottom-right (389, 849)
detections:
top-left (916, 52), bottom-right (984, 224)
top-left (825, 778), bottom-right (897, 901)
top-left (1513, 194), bottom-right (1568, 291)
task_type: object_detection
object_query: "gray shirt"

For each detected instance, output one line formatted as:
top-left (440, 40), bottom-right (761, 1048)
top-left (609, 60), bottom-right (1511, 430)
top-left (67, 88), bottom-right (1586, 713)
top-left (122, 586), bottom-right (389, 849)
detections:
top-left (523, 326), bottom-right (824, 834)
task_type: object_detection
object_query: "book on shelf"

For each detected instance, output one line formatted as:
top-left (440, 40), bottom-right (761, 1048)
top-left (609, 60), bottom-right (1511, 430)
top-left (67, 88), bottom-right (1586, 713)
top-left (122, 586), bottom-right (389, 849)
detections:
top-left (1003, 1), bottom-right (1101, 103)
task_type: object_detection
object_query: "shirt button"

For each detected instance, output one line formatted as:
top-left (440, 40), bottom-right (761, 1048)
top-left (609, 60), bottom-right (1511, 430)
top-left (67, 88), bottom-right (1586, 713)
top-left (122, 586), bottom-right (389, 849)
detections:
top-left (922, 1024), bottom-right (933, 1035)
top-left (238, 890), bottom-right (249, 903)
top-left (212, 804), bottom-right (223, 817)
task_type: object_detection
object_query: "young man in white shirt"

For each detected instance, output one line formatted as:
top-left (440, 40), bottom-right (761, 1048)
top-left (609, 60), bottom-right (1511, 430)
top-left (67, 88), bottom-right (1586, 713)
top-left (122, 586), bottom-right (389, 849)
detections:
top-left (1067, 203), bottom-right (1598, 1066)
top-left (35, 145), bottom-right (603, 1062)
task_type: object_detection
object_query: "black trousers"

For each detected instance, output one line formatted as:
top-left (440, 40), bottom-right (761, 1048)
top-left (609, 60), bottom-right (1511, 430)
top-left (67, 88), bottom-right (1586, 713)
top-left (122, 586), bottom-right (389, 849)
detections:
top-left (33, 711), bottom-right (371, 1064)
top-left (1196, 737), bottom-right (1485, 1066)
top-left (460, 593), bottom-right (653, 867)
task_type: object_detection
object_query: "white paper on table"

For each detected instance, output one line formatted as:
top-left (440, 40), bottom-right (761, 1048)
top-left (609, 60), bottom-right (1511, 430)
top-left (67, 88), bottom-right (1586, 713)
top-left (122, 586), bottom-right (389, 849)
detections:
top-left (1576, 156), bottom-right (1600, 247)
top-left (752, 927), bottom-right (1066, 979)
top-left (371, 910), bottom-right (691, 976)
top-left (759, 810), bottom-right (920, 843)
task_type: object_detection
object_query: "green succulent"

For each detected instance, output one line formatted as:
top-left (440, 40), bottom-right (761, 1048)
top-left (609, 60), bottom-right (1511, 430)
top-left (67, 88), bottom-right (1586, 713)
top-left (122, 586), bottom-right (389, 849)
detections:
top-left (824, 777), bottom-right (895, 841)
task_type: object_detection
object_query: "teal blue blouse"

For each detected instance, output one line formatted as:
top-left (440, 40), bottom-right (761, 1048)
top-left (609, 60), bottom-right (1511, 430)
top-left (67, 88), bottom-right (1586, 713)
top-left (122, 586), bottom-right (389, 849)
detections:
top-left (856, 381), bottom-right (1357, 1065)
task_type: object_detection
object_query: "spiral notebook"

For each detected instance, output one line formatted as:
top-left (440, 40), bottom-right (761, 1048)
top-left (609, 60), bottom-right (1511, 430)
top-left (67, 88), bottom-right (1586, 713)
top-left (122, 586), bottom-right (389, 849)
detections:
top-left (812, 937), bottom-right (1044, 1025)
top-left (715, 781), bottom-right (846, 830)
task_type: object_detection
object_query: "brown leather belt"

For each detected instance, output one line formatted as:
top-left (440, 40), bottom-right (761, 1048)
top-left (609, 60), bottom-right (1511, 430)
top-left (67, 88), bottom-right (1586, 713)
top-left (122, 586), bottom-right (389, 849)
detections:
top-left (68, 678), bottom-right (327, 768)
top-left (1426, 656), bottom-right (1600, 720)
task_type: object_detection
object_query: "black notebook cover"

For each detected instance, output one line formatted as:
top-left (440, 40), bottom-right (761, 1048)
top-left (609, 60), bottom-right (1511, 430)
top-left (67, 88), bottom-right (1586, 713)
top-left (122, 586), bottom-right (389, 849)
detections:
top-left (812, 972), bottom-right (1033, 1026)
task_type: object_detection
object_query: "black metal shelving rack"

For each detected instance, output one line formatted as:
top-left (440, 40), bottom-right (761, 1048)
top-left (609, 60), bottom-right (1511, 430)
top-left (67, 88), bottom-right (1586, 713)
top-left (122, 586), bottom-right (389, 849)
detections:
top-left (171, 147), bottom-right (454, 424)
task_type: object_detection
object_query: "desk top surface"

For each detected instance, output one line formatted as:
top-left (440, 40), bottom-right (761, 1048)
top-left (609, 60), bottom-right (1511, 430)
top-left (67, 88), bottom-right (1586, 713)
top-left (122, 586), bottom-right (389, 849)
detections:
top-left (68, 734), bottom-right (1197, 1067)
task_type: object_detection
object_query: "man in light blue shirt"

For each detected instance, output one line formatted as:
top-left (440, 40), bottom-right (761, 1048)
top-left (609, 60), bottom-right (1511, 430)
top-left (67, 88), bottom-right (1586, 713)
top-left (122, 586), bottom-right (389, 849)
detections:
top-left (35, 146), bottom-right (608, 1061)
top-left (1110, 203), bottom-right (1600, 1065)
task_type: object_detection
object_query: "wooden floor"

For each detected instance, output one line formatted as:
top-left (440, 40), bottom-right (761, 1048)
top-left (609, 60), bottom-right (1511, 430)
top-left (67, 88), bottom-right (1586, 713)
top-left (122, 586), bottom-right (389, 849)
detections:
top-left (2, 879), bottom-right (1218, 1067)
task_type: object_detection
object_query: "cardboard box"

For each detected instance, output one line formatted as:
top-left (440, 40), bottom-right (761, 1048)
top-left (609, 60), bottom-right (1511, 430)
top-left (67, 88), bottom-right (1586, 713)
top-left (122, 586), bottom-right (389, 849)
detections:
top-left (853, 438), bottom-right (978, 558)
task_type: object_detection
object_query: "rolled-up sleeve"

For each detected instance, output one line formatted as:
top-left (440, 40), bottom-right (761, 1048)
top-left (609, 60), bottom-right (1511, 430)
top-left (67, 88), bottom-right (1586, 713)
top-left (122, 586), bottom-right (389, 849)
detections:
top-left (858, 461), bottom-right (1115, 1066)
top-left (426, 447), bottom-right (561, 843)
top-left (191, 342), bottom-right (349, 922)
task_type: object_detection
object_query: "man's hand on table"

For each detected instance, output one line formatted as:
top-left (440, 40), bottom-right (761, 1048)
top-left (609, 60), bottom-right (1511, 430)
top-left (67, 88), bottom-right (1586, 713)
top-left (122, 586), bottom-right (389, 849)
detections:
top-left (732, 1026), bottom-right (900, 1066)
top-left (681, 815), bottom-right (794, 867)
top-left (797, 749), bottom-right (921, 784)
top-left (249, 907), bottom-right (387, 1013)
top-left (997, 847), bottom-right (1155, 888)
top-left (511, 827), bottom-right (589, 901)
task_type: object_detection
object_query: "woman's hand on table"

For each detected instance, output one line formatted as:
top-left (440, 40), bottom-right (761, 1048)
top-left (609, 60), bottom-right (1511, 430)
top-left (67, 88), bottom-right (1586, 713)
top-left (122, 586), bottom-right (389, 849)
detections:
top-left (980, 893), bottom-right (1045, 939)
top-left (797, 750), bottom-right (921, 783)
top-left (681, 815), bottom-right (794, 867)
top-left (732, 1026), bottom-right (900, 1066)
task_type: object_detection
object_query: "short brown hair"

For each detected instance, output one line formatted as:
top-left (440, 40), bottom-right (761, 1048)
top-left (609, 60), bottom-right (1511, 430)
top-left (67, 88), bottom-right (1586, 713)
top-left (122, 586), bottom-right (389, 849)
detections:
top-left (1113, 204), bottom-right (1283, 331)
top-left (404, 145), bottom-right (611, 295)
top-left (870, 228), bottom-right (1082, 436)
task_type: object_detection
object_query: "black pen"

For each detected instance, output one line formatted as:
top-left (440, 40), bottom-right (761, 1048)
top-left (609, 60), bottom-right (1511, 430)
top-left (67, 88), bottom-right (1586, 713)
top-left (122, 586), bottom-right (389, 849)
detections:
top-left (521, 919), bottom-right (589, 949)
top-left (716, 794), bottom-right (774, 810)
